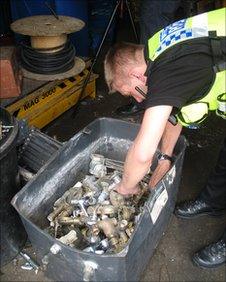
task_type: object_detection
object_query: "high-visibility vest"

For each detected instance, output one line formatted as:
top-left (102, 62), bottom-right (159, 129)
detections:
top-left (147, 8), bottom-right (226, 128)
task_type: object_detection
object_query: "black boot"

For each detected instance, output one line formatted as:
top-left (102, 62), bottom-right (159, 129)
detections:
top-left (174, 198), bottom-right (225, 219)
top-left (193, 238), bottom-right (226, 268)
top-left (115, 102), bottom-right (144, 116)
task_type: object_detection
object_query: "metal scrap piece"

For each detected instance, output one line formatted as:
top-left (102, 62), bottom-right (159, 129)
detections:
top-left (58, 230), bottom-right (78, 246)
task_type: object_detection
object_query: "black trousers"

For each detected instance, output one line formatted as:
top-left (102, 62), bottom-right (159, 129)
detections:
top-left (201, 137), bottom-right (226, 210)
top-left (201, 137), bottom-right (226, 243)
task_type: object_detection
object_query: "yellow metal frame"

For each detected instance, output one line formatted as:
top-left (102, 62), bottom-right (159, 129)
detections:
top-left (6, 69), bottom-right (98, 129)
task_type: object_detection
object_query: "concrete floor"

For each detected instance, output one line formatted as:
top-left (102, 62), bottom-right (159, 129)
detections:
top-left (1, 13), bottom-right (226, 282)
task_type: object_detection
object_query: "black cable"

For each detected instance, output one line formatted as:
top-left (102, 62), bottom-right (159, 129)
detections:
top-left (44, 1), bottom-right (59, 20)
top-left (20, 40), bottom-right (76, 75)
top-left (72, 0), bottom-right (139, 117)
top-left (72, 0), bottom-right (122, 117)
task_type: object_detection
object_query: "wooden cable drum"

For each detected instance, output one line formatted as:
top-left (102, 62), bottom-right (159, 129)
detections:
top-left (10, 15), bottom-right (86, 80)
top-left (30, 34), bottom-right (68, 53)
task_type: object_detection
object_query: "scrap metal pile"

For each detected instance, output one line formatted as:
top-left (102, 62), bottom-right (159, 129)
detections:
top-left (46, 154), bottom-right (151, 254)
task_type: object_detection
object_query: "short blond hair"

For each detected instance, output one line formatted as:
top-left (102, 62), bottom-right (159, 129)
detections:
top-left (104, 42), bottom-right (143, 93)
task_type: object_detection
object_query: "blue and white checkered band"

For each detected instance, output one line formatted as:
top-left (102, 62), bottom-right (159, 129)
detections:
top-left (156, 19), bottom-right (193, 53)
top-left (160, 19), bottom-right (186, 41)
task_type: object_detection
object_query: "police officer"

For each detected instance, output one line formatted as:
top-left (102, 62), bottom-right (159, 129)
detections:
top-left (104, 7), bottom-right (226, 267)
top-left (116, 0), bottom-right (192, 116)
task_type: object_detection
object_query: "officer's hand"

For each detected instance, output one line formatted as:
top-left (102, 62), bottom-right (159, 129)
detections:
top-left (116, 182), bottom-right (140, 196)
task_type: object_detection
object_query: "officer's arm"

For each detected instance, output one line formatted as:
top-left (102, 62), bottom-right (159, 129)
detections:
top-left (159, 121), bottom-right (182, 157)
top-left (117, 105), bottom-right (173, 195)
top-left (149, 122), bottom-right (182, 188)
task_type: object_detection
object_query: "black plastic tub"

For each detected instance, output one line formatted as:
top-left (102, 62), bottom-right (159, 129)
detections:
top-left (12, 118), bottom-right (186, 281)
top-left (0, 108), bottom-right (27, 267)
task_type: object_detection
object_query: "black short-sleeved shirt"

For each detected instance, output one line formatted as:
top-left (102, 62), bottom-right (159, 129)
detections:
top-left (144, 38), bottom-right (216, 110)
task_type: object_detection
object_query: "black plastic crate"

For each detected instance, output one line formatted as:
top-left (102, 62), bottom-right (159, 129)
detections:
top-left (12, 118), bottom-right (186, 281)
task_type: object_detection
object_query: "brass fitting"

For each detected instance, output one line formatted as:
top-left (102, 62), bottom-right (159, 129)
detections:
top-left (119, 231), bottom-right (128, 244)
top-left (58, 205), bottom-right (74, 218)
top-left (54, 182), bottom-right (83, 207)
top-left (58, 230), bottom-right (78, 246)
top-left (118, 219), bottom-right (128, 231)
top-left (109, 236), bottom-right (119, 247)
top-left (91, 225), bottom-right (100, 237)
top-left (97, 218), bottom-right (117, 238)
top-left (87, 205), bottom-right (116, 216)
top-left (47, 204), bottom-right (68, 222)
top-left (109, 191), bottom-right (125, 207)
top-left (58, 216), bottom-right (84, 226)
top-left (125, 226), bottom-right (134, 238)
top-left (98, 205), bottom-right (116, 216)
top-left (119, 206), bottom-right (135, 221)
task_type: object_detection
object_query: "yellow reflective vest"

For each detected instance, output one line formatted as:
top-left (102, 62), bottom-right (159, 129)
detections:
top-left (147, 8), bottom-right (226, 128)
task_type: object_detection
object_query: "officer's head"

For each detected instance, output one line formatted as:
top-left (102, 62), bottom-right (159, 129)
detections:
top-left (104, 42), bottom-right (147, 103)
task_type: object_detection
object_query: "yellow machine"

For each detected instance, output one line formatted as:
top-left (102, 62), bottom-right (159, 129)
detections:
top-left (5, 15), bottom-right (98, 129)
top-left (6, 67), bottom-right (97, 129)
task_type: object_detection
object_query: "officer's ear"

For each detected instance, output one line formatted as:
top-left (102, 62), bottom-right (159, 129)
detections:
top-left (129, 71), bottom-right (146, 83)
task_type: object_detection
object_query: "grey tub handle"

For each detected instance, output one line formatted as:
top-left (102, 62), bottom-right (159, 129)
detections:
top-left (83, 260), bottom-right (98, 281)
top-left (41, 244), bottom-right (99, 281)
